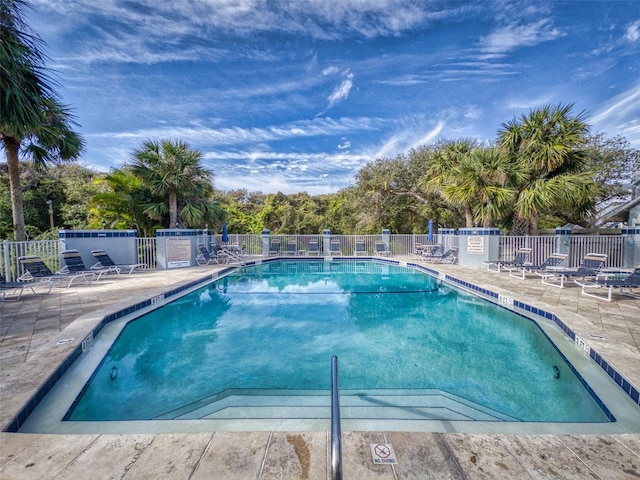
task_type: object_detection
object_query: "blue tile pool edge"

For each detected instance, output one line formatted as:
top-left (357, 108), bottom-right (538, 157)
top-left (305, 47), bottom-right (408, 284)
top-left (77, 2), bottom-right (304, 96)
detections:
top-left (428, 268), bottom-right (639, 418)
top-left (5, 257), bottom-right (635, 431)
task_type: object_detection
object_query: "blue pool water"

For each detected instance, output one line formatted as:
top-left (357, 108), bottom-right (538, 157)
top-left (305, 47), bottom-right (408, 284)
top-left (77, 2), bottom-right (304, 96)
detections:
top-left (66, 260), bottom-right (610, 423)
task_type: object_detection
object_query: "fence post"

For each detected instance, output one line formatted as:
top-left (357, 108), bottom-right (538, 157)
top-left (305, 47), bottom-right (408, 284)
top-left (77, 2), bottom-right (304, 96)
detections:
top-left (323, 229), bottom-right (332, 255)
top-left (381, 229), bottom-right (390, 250)
top-left (622, 227), bottom-right (640, 269)
top-left (261, 229), bottom-right (270, 256)
top-left (555, 227), bottom-right (572, 261)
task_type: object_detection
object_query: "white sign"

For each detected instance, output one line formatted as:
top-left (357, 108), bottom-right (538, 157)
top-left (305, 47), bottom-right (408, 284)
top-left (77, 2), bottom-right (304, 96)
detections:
top-left (166, 237), bottom-right (192, 268)
top-left (467, 236), bottom-right (484, 254)
top-left (370, 443), bottom-right (398, 465)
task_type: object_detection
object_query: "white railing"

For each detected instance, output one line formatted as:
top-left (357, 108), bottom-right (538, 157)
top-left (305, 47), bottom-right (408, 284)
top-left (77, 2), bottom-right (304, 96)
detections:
top-left (1, 239), bottom-right (61, 282)
top-left (0, 232), bottom-right (633, 281)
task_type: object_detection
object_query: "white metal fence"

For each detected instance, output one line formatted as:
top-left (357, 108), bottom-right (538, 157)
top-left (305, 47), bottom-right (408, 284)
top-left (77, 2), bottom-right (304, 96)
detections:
top-left (0, 233), bottom-right (630, 282)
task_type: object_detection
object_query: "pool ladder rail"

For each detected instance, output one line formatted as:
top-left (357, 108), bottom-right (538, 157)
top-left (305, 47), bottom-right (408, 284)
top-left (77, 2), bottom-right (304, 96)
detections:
top-left (331, 355), bottom-right (343, 480)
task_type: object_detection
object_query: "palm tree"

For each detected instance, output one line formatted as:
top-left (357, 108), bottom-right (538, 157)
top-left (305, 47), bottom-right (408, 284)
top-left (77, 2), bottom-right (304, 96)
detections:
top-left (1, 0), bottom-right (84, 240)
top-left (422, 139), bottom-right (479, 227)
top-left (128, 139), bottom-right (223, 228)
top-left (90, 169), bottom-right (160, 236)
top-left (498, 104), bottom-right (596, 234)
top-left (424, 142), bottom-right (524, 228)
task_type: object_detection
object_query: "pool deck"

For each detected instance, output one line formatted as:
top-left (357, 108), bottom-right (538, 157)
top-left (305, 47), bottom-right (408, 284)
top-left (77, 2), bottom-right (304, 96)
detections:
top-left (1, 257), bottom-right (640, 479)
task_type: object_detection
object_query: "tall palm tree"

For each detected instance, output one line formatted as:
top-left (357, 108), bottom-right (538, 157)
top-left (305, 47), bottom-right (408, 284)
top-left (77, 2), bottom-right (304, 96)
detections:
top-left (128, 139), bottom-right (222, 228)
top-left (1, 0), bottom-right (84, 240)
top-left (422, 139), bottom-right (479, 227)
top-left (424, 142), bottom-right (524, 228)
top-left (498, 104), bottom-right (596, 234)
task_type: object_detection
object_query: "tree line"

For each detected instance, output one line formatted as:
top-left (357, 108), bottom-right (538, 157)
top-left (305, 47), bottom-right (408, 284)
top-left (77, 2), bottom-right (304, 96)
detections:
top-left (0, 120), bottom-right (637, 240)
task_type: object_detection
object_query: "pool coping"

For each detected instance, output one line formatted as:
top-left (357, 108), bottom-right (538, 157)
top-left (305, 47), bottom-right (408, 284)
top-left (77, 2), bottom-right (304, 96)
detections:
top-left (4, 256), bottom-right (640, 433)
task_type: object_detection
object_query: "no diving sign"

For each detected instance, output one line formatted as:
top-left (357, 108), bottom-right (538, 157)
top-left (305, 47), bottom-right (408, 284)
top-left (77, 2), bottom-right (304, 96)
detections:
top-left (370, 443), bottom-right (398, 465)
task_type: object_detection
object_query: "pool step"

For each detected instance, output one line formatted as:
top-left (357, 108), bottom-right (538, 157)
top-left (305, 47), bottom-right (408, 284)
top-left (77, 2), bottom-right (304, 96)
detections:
top-left (154, 389), bottom-right (519, 422)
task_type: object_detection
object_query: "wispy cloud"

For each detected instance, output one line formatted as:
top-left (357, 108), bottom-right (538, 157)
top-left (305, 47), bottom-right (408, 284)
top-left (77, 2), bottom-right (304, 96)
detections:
top-left (625, 20), bottom-right (640, 43)
top-left (327, 71), bottom-right (354, 108)
top-left (479, 19), bottom-right (563, 55)
top-left (591, 81), bottom-right (640, 146)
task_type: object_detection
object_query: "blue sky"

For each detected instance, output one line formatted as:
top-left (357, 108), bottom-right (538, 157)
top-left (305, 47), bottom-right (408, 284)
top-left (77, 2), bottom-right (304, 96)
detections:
top-left (27, 0), bottom-right (640, 194)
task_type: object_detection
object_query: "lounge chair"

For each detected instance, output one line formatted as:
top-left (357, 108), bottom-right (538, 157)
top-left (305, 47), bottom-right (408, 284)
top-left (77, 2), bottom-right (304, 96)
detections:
top-left (285, 240), bottom-right (298, 256)
top-left (508, 253), bottom-right (568, 279)
top-left (1, 273), bottom-right (47, 301)
top-left (537, 252), bottom-right (607, 288)
top-left (307, 239), bottom-right (320, 256)
top-left (420, 244), bottom-right (442, 259)
top-left (374, 241), bottom-right (390, 256)
top-left (196, 244), bottom-right (219, 265)
top-left (18, 255), bottom-right (94, 288)
top-left (60, 250), bottom-right (114, 280)
top-left (329, 239), bottom-right (342, 256)
top-left (269, 239), bottom-right (281, 256)
top-left (424, 247), bottom-right (458, 264)
top-left (483, 247), bottom-right (532, 273)
top-left (91, 249), bottom-right (146, 274)
top-left (354, 240), bottom-right (367, 256)
top-left (575, 267), bottom-right (640, 301)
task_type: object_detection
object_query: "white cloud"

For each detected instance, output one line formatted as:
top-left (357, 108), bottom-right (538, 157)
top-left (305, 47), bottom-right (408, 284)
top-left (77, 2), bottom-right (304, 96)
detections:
top-left (591, 81), bottom-right (640, 147)
top-left (327, 72), bottom-right (354, 108)
top-left (625, 20), bottom-right (640, 43)
top-left (480, 19), bottom-right (563, 55)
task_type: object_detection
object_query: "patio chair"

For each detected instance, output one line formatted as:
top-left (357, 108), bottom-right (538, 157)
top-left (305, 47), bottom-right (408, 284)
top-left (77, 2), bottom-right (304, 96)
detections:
top-left (269, 238), bottom-right (281, 256)
top-left (420, 244), bottom-right (442, 259)
top-left (508, 252), bottom-right (568, 279)
top-left (536, 252), bottom-right (607, 288)
top-left (60, 250), bottom-right (114, 281)
top-left (307, 239), bottom-right (320, 256)
top-left (286, 240), bottom-right (298, 256)
top-left (196, 244), bottom-right (219, 265)
top-left (354, 239), bottom-right (367, 256)
top-left (18, 255), bottom-right (94, 288)
top-left (374, 241), bottom-right (391, 256)
top-left (424, 247), bottom-right (458, 264)
top-left (483, 247), bottom-right (532, 273)
top-left (329, 239), bottom-right (342, 256)
top-left (575, 266), bottom-right (640, 301)
top-left (91, 249), bottom-right (147, 274)
top-left (1, 273), bottom-right (47, 301)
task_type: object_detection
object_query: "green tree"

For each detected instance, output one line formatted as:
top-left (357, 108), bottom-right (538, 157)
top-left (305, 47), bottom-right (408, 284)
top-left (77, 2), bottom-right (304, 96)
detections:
top-left (498, 104), bottom-right (596, 234)
top-left (1, 0), bottom-right (84, 240)
top-left (128, 139), bottom-right (222, 228)
top-left (422, 139), bottom-right (480, 228)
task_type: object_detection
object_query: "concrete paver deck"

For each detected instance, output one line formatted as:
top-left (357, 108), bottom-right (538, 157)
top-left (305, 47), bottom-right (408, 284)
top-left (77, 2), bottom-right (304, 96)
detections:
top-left (1, 258), bottom-right (639, 479)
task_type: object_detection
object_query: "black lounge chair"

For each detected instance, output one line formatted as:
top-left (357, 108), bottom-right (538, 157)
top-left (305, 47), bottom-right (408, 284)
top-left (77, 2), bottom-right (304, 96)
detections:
top-left (307, 239), bottom-right (320, 256)
top-left (483, 247), bottom-right (532, 272)
top-left (91, 249), bottom-right (146, 274)
top-left (424, 246), bottom-right (458, 264)
top-left (196, 244), bottom-right (219, 265)
top-left (420, 244), bottom-right (442, 259)
top-left (575, 267), bottom-right (640, 301)
top-left (61, 250), bottom-right (114, 280)
top-left (374, 241), bottom-right (390, 256)
top-left (269, 239), bottom-right (281, 256)
top-left (508, 252), bottom-right (568, 279)
top-left (329, 239), bottom-right (342, 256)
top-left (354, 239), bottom-right (367, 256)
top-left (536, 252), bottom-right (607, 288)
top-left (18, 255), bottom-right (94, 288)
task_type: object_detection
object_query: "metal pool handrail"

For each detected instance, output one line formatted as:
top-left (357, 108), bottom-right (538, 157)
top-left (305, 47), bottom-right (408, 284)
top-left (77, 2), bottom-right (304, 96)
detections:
top-left (331, 355), bottom-right (343, 480)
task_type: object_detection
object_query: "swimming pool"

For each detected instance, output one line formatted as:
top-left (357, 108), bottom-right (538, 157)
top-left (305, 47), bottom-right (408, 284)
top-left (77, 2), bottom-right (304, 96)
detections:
top-left (18, 259), bottom-right (640, 434)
